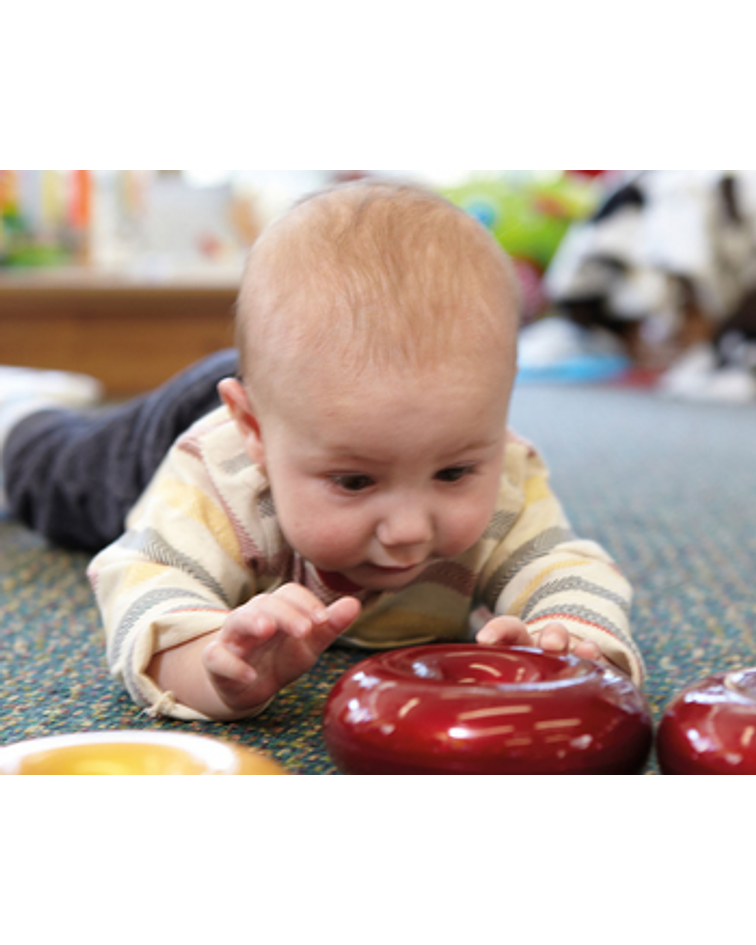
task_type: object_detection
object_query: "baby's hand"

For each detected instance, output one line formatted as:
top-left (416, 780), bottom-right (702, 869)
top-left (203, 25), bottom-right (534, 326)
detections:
top-left (476, 616), bottom-right (606, 665)
top-left (202, 584), bottom-right (361, 716)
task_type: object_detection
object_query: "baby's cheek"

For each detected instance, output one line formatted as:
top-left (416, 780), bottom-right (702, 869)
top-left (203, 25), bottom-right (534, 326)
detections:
top-left (288, 516), bottom-right (366, 570)
top-left (441, 504), bottom-right (494, 557)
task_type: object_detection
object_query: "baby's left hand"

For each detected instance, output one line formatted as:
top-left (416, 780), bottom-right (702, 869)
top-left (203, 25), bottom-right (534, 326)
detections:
top-left (476, 615), bottom-right (606, 665)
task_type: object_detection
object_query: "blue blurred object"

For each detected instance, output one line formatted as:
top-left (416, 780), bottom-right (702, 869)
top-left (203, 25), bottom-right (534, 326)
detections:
top-left (517, 354), bottom-right (631, 384)
top-left (516, 315), bottom-right (630, 384)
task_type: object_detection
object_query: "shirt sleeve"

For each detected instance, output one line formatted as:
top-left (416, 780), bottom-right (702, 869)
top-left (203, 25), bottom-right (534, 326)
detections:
top-left (87, 418), bottom-right (260, 720)
top-left (478, 438), bottom-right (644, 684)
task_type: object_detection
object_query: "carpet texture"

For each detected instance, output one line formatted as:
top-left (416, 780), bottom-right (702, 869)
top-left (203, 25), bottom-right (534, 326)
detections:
top-left (3, 382), bottom-right (756, 774)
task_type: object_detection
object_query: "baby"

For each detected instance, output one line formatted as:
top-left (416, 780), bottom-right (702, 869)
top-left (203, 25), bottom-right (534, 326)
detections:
top-left (86, 181), bottom-right (643, 720)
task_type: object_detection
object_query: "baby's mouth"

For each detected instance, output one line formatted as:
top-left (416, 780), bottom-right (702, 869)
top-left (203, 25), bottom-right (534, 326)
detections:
top-left (370, 561), bottom-right (425, 574)
top-left (365, 561), bottom-right (427, 577)
top-left (318, 560), bottom-right (432, 596)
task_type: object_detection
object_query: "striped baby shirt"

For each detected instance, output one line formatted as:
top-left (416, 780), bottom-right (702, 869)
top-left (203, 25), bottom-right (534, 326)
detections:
top-left (88, 406), bottom-right (642, 720)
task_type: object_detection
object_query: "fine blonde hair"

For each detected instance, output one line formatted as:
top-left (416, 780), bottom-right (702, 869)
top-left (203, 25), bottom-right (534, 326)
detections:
top-left (236, 181), bottom-right (520, 402)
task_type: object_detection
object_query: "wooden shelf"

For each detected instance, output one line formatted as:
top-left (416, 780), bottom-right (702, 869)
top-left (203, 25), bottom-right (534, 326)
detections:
top-left (0, 267), bottom-right (240, 396)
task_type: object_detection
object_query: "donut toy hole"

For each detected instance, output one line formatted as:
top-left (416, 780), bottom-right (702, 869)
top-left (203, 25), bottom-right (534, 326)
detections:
top-left (392, 647), bottom-right (594, 688)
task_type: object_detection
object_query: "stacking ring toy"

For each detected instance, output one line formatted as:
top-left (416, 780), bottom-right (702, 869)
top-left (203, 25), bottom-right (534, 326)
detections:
top-left (323, 644), bottom-right (652, 774)
top-left (657, 667), bottom-right (756, 774)
top-left (0, 731), bottom-right (288, 775)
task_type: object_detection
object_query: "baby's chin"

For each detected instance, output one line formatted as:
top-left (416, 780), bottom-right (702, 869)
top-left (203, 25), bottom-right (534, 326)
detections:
top-left (339, 561), bottom-right (431, 592)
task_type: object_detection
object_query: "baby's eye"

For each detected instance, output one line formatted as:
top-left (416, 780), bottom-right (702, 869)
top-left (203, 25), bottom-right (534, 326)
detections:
top-left (435, 465), bottom-right (474, 483)
top-left (332, 474), bottom-right (375, 492)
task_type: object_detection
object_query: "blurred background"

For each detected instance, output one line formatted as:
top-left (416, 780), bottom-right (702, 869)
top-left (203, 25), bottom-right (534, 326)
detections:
top-left (3, 169), bottom-right (755, 404)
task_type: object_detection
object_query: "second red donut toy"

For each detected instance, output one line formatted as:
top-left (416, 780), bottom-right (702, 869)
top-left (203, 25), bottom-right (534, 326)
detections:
top-left (656, 667), bottom-right (756, 774)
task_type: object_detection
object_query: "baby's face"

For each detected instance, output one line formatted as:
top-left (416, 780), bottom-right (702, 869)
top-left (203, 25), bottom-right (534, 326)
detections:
top-left (244, 358), bottom-right (513, 592)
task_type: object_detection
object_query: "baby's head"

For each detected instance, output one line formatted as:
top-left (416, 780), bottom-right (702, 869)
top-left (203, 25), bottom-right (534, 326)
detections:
top-left (220, 181), bottom-right (523, 590)
top-left (235, 180), bottom-right (520, 412)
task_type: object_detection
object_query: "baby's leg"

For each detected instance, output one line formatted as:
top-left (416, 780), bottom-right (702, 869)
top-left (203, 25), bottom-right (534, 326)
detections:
top-left (3, 349), bottom-right (238, 550)
top-left (1, 367), bottom-right (101, 518)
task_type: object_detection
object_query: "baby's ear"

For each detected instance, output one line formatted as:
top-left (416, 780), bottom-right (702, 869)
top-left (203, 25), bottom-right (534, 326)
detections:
top-left (218, 378), bottom-right (266, 465)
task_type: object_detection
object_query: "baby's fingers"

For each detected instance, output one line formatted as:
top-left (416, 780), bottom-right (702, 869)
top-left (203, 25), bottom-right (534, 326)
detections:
top-left (534, 622), bottom-right (572, 656)
top-left (476, 616), bottom-right (534, 647)
top-left (203, 638), bottom-right (257, 686)
top-left (221, 589), bottom-right (322, 650)
top-left (220, 605), bottom-right (280, 654)
top-left (571, 638), bottom-right (604, 663)
top-left (270, 583), bottom-right (332, 631)
top-left (534, 623), bottom-right (605, 664)
top-left (325, 596), bottom-right (362, 635)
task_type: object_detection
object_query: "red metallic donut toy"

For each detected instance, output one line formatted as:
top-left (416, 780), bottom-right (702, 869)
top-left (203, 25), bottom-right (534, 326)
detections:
top-left (323, 644), bottom-right (652, 774)
top-left (657, 667), bottom-right (756, 774)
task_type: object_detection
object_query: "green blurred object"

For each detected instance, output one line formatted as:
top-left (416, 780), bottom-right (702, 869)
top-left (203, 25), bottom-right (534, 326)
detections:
top-left (444, 173), bottom-right (600, 272)
top-left (0, 170), bottom-right (78, 268)
top-left (0, 211), bottom-right (70, 267)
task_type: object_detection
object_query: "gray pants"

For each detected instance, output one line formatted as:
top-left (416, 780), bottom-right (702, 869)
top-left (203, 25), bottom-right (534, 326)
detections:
top-left (3, 350), bottom-right (238, 551)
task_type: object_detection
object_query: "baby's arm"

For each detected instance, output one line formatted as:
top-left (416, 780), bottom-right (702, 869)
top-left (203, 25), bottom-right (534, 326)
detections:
top-left (477, 535), bottom-right (641, 682)
top-left (87, 411), bottom-right (364, 720)
top-left (148, 585), bottom-right (361, 720)
top-left (493, 535), bottom-right (641, 681)
top-left (477, 436), bottom-right (643, 683)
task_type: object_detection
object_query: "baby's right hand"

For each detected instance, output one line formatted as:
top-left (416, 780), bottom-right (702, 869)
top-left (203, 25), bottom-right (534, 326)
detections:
top-left (202, 583), bottom-right (361, 717)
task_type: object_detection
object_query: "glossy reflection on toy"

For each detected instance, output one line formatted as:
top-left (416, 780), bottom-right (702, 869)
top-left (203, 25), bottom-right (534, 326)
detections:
top-left (323, 644), bottom-right (652, 774)
top-left (657, 667), bottom-right (756, 774)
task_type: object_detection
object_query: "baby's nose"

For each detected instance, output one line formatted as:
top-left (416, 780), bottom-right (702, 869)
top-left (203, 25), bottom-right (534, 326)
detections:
top-left (376, 500), bottom-right (434, 550)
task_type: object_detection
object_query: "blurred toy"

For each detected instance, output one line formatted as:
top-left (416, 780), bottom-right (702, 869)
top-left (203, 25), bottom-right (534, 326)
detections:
top-left (0, 730), bottom-right (289, 775)
top-left (0, 170), bottom-right (19, 248)
top-left (567, 170), bottom-right (608, 179)
top-left (444, 173), bottom-right (600, 273)
top-left (516, 314), bottom-right (631, 384)
top-left (0, 170), bottom-right (88, 267)
top-left (0, 170), bottom-right (17, 207)
top-left (544, 171), bottom-right (756, 400)
top-left (444, 173), bottom-right (601, 323)
top-left (331, 170), bottom-right (371, 183)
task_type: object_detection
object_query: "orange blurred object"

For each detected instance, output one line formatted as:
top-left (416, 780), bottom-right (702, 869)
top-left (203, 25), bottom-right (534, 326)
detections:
top-left (70, 170), bottom-right (91, 229)
top-left (0, 731), bottom-right (289, 775)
